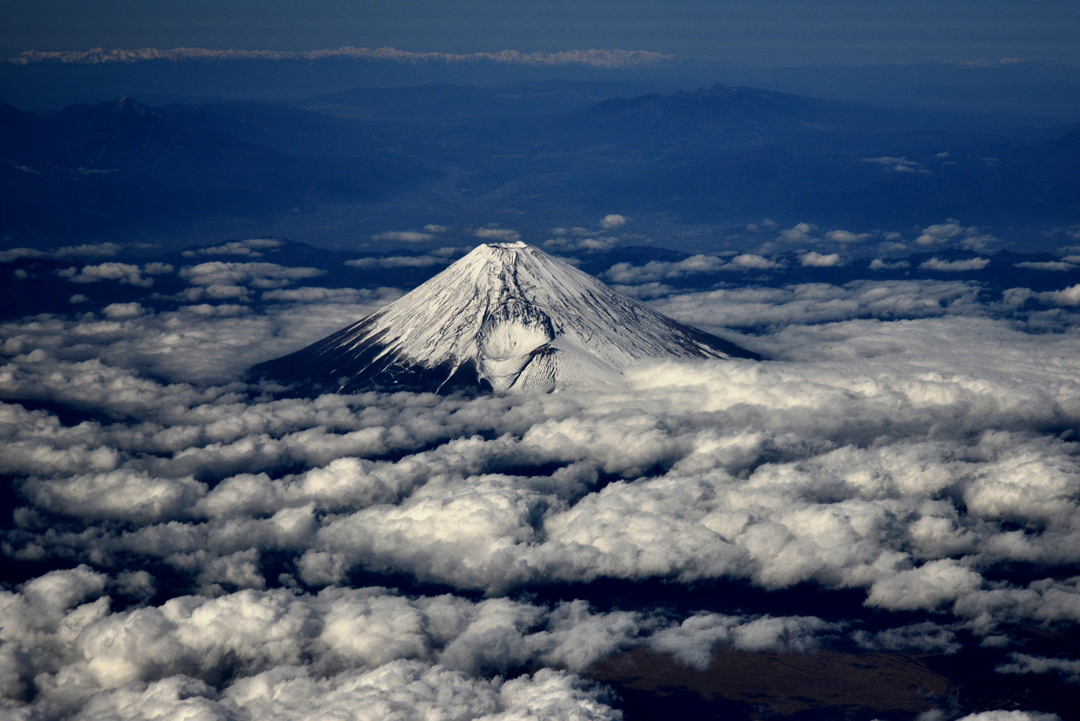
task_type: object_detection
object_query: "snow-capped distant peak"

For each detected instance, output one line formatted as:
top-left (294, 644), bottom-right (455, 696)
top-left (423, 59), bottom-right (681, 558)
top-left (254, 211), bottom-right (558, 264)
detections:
top-left (252, 242), bottom-right (758, 394)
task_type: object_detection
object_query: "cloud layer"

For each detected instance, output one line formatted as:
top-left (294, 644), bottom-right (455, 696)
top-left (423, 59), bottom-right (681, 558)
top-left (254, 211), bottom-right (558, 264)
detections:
top-left (3, 262), bottom-right (1079, 719)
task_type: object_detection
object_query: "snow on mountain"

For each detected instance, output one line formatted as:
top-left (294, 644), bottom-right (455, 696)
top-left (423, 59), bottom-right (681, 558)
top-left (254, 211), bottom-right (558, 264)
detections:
top-left (252, 242), bottom-right (758, 394)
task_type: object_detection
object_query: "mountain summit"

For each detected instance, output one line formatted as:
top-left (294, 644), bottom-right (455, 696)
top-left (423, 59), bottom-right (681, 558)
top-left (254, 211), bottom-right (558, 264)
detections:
top-left (252, 242), bottom-right (758, 394)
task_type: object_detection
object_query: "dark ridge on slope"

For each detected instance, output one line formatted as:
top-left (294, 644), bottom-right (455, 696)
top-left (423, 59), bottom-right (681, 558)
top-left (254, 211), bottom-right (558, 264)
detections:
top-left (250, 315), bottom-right (491, 396)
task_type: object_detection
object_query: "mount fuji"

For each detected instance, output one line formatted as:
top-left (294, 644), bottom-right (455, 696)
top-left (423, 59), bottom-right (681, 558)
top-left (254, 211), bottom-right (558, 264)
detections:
top-left (252, 242), bottom-right (758, 394)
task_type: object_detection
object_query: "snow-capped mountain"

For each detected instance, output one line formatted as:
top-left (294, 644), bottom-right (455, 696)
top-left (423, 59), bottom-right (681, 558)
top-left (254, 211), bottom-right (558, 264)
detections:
top-left (252, 242), bottom-right (758, 394)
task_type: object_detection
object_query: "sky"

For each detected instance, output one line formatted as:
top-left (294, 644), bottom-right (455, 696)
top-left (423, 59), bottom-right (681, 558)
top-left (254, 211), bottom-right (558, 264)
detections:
top-left (4, 0), bottom-right (1080, 65)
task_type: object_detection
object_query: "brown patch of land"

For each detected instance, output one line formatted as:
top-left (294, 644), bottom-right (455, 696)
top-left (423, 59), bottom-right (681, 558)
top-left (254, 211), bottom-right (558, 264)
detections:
top-left (588, 647), bottom-right (956, 717)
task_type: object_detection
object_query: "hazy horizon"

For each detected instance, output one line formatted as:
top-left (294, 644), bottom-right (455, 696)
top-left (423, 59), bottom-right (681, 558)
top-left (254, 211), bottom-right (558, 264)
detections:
top-left (4, 0), bottom-right (1080, 66)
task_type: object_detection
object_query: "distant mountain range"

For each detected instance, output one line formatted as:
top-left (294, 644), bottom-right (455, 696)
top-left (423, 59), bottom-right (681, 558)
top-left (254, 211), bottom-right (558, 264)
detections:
top-left (0, 96), bottom-right (427, 241)
top-left (2, 83), bottom-right (1078, 252)
top-left (4, 47), bottom-right (1079, 119)
top-left (4, 47), bottom-right (679, 68)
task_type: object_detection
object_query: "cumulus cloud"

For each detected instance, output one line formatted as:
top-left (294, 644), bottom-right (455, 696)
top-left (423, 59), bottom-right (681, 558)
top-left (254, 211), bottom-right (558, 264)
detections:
top-left (261, 287), bottom-right (397, 304)
top-left (853, 622), bottom-right (961, 655)
top-left (869, 259), bottom-right (911, 270)
top-left (866, 560), bottom-right (984, 611)
top-left (605, 255), bottom-right (728, 283)
top-left (0, 248), bottom-right (47, 263)
top-left (727, 253), bottom-right (779, 270)
top-left (3, 243), bottom-right (128, 263)
top-left (920, 257), bottom-right (991, 271)
top-left (957, 714), bottom-right (1060, 721)
top-left (544, 236), bottom-right (617, 252)
top-left (179, 262), bottom-right (324, 288)
top-left (646, 279), bottom-right (981, 330)
top-left (99, 302), bottom-right (144, 320)
top-left (647, 614), bottom-right (840, 670)
top-left (915, 221), bottom-right (999, 250)
top-left (779, 222), bottom-right (818, 242)
top-left (0, 290), bottom-right (396, 384)
top-left (56, 262), bottom-right (153, 287)
top-left (1038, 284), bottom-right (1080, 306)
top-left (1013, 261), bottom-right (1078, 271)
top-left (172, 262), bottom-right (325, 301)
top-left (825, 230), bottom-right (872, 244)
top-left (21, 470), bottom-right (207, 523)
top-left (800, 252), bottom-right (842, 267)
top-left (917, 222), bottom-right (967, 245)
top-left (996, 654), bottom-right (1080, 684)
top-left (9, 305), bottom-right (1080, 617)
top-left (0, 569), bottom-right (852, 719)
top-left (345, 255), bottom-right (451, 269)
top-left (604, 254), bottom-right (782, 283)
top-left (599, 214), bottom-right (628, 229)
top-left (371, 231), bottom-right (435, 243)
top-left (609, 282), bottom-right (676, 300)
top-left (5, 252), bottom-right (1080, 718)
top-left (142, 262), bottom-right (174, 275)
top-left (863, 156), bottom-right (929, 173)
top-left (745, 218), bottom-right (777, 232)
top-left (474, 228), bottom-right (522, 243)
top-left (55, 242), bottom-right (125, 257)
top-left (182, 238), bottom-right (284, 258)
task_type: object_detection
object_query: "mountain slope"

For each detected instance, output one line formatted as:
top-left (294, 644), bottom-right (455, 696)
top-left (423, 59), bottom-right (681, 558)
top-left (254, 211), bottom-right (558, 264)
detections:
top-left (252, 242), bottom-right (758, 394)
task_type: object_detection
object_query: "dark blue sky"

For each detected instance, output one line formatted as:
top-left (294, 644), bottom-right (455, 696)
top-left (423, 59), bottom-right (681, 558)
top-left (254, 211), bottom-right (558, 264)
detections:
top-left (4, 0), bottom-right (1080, 66)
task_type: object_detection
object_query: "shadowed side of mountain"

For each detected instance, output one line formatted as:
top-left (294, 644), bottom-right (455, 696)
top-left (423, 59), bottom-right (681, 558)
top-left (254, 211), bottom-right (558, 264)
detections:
top-left (250, 316), bottom-right (491, 396)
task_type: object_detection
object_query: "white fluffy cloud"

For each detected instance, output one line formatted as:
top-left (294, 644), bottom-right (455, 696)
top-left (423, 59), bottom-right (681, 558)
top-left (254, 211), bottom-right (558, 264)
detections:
top-left (182, 238), bottom-right (284, 258)
top-left (474, 228), bottom-right (521, 242)
top-left (1013, 261), bottom-right (1077, 271)
top-left (599, 214), bottom-right (628, 229)
top-left (957, 714), bottom-right (1060, 721)
top-left (727, 253), bottom-right (778, 270)
top-left (371, 231), bottom-right (436, 243)
top-left (345, 255), bottom-right (451, 269)
top-left (647, 279), bottom-right (981, 330)
top-left (915, 220), bottom-right (999, 250)
top-left (3, 260), bottom-right (1080, 719)
top-left (55, 242), bottom-right (124, 258)
top-left (1037, 283), bottom-right (1080, 306)
top-left (179, 262), bottom-right (324, 289)
top-left (869, 258), bottom-right (910, 270)
top-left (0, 567), bottom-right (853, 719)
top-left (7, 305), bottom-right (1080, 624)
top-left (604, 253), bottom-right (785, 284)
top-left (172, 259), bottom-right (327, 302)
top-left (606, 255), bottom-right (729, 283)
top-left (545, 236), bottom-right (617, 252)
top-left (1, 244), bottom-right (124, 263)
top-left (779, 222), bottom-right (818, 242)
top-left (997, 653), bottom-right (1080, 684)
top-left (56, 262), bottom-right (154, 287)
top-left (825, 229), bottom-right (872, 244)
top-left (863, 156), bottom-right (929, 173)
top-left (800, 251), bottom-right (842, 267)
top-left (920, 256), bottom-right (991, 272)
